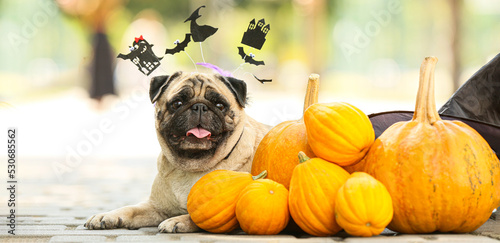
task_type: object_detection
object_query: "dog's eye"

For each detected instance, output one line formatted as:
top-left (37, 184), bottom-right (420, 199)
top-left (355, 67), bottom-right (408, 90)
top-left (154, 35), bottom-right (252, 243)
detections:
top-left (172, 100), bottom-right (183, 110)
top-left (215, 103), bottom-right (225, 111)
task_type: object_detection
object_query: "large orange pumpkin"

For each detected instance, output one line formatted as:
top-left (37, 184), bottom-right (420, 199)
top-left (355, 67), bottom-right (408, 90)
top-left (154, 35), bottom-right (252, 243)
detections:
top-left (335, 172), bottom-right (393, 237)
top-left (187, 170), bottom-right (267, 233)
top-left (363, 57), bottom-right (500, 233)
top-left (288, 152), bottom-right (350, 236)
top-left (251, 74), bottom-right (319, 189)
top-left (235, 179), bottom-right (289, 235)
top-left (304, 102), bottom-right (374, 166)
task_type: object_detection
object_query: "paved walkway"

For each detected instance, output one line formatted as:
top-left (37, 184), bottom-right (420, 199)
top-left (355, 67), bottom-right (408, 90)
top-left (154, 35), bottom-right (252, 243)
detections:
top-left (0, 156), bottom-right (499, 243)
top-left (1, 90), bottom-right (499, 242)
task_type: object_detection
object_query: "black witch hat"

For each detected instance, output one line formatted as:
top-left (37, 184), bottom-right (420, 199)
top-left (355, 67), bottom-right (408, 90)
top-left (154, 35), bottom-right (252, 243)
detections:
top-left (369, 54), bottom-right (500, 158)
top-left (439, 53), bottom-right (500, 124)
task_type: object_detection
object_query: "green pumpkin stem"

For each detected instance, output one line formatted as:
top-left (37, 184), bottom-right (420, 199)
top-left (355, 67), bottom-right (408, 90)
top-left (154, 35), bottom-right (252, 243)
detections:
top-left (298, 151), bottom-right (310, 163)
top-left (252, 170), bottom-right (268, 180)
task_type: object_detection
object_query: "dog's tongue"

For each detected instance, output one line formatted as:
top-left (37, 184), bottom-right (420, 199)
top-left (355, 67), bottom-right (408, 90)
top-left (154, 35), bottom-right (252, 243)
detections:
top-left (186, 127), bottom-right (211, 138)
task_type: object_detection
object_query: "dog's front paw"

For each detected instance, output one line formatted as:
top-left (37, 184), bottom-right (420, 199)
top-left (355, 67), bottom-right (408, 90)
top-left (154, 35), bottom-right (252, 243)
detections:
top-left (84, 212), bottom-right (130, 230)
top-left (158, 214), bottom-right (199, 233)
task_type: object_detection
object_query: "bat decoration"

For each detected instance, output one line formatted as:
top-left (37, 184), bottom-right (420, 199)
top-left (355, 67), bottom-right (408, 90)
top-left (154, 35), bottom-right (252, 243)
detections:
top-left (117, 35), bottom-right (163, 75)
top-left (252, 74), bottom-right (272, 84)
top-left (184, 5), bottom-right (218, 42)
top-left (241, 18), bottom-right (270, 50)
top-left (238, 47), bottom-right (265, 66)
top-left (165, 33), bottom-right (191, 55)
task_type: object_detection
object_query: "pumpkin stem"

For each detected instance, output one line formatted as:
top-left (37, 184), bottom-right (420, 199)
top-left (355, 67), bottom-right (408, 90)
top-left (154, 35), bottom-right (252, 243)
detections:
top-left (412, 56), bottom-right (442, 124)
top-left (303, 74), bottom-right (320, 114)
top-left (298, 151), bottom-right (310, 163)
top-left (252, 170), bottom-right (268, 180)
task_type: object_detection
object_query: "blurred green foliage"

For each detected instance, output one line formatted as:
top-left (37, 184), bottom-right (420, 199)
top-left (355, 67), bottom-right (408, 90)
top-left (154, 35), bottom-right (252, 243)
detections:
top-left (3, 0), bottom-right (500, 101)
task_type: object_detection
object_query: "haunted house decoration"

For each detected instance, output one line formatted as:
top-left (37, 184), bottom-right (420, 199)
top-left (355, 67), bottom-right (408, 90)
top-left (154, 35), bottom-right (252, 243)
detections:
top-left (238, 19), bottom-right (270, 66)
top-left (241, 18), bottom-right (270, 50)
top-left (233, 18), bottom-right (272, 83)
top-left (117, 35), bottom-right (163, 75)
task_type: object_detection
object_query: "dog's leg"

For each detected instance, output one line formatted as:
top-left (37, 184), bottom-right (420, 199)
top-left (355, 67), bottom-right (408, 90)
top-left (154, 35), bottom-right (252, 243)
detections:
top-left (158, 214), bottom-right (200, 233)
top-left (84, 201), bottom-right (165, 230)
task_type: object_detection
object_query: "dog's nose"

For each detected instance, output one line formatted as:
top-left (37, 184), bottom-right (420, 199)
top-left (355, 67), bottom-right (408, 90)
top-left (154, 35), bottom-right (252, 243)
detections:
top-left (192, 103), bottom-right (208, 113)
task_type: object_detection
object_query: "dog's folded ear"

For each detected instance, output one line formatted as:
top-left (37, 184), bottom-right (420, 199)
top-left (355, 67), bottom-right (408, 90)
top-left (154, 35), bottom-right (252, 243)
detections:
top-left (150, 72), bottom-right (182, 103)
top-left (221, 76), bottom-right (247, 108)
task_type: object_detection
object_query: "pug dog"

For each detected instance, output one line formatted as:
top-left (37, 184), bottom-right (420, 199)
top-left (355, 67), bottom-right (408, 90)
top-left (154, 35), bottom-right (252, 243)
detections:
top-left (84, 71), bottom-right (270, 233)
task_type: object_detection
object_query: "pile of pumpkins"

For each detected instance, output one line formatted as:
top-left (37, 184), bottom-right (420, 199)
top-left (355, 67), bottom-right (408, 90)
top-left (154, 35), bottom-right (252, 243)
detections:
top-left (187, 57), bottom-right (500, 236)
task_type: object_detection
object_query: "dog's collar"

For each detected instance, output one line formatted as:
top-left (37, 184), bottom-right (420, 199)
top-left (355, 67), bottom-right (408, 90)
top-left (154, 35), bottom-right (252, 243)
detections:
top-left (223, 127), bottom-right (245, 160)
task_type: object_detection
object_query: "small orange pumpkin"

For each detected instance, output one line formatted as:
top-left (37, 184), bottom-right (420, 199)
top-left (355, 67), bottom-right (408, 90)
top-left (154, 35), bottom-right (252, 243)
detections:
top-left (251, 74), bottom-right (319, 189)
top-left (235, 179), bottom-right (289, 235)
top-left (363, 57), bottom-right (500, 233)
top-left (288, 152), bottom-right (350, 236)
top-left (304, 102), bottom-right (374, 166)
top-left (335, 172), bottom-right (393, 237)
top-left (187, 170), bottom-right (267, 233)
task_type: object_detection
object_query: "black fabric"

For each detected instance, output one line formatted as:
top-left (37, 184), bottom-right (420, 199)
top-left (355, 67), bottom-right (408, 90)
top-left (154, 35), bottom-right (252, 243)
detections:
top-left (439, 53), bottom-right (500, 125)
top-left (89, 32), bottom-right (115, 99)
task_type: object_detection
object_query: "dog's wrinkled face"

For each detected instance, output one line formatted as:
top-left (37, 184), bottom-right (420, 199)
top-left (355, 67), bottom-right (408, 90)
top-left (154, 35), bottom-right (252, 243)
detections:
top-left (150, 72), bottom-right (247, 171)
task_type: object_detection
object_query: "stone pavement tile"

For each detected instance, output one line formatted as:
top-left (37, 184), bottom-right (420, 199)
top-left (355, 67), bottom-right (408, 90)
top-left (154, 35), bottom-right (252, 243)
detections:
top-left (344, 234), bottom-right (500, 243)
top-left (116, 235), bottom-right (198, 242)
top-left (471, 219), bottom-right (500, 240)
top-left (32, 206), bottom-right (103, 218)
top-left (138, 227), bottom-right (161, 234)
top-left (292, 235), bottom-right (345, 242)
top-left (1, 228), bottom-right (147, 237)
top-left (0, 225), bottom-right (67, 232)
top-left (74, 225), bottom-right (156, 233)
top-left (11, 216), bottom-right (86, 226)
top-left (421, 234), bottom-right (499, 242)
top-left (260, 237), bottom-right (342, 243)
top-left (16, 207), bottom-right (62, 217)
top-left (49, 235), bottom-right (108, 242)
top-left (72, 227), bottom-right (148, 236)
top-left (344, 235), bottom-right (427, 243)
top-left (2, 237), bottom-right (52, 242)
top-left (179, 233), bottom-right (306, 242)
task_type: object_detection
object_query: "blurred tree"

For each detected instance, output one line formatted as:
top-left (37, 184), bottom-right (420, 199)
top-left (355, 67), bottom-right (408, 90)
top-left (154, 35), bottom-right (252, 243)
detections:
top-left (125, 0), bottom-right (190, 21)
top-left (449, 0), bottom-right (463, 93)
